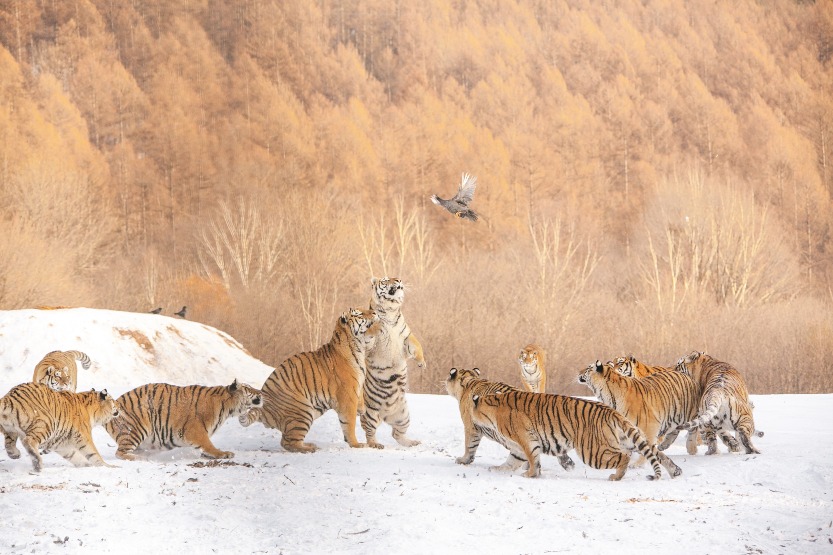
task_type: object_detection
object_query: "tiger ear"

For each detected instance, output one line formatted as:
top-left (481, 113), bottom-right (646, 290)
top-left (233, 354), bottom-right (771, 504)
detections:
top-left (473, 367), bottom-right (481, 376)
top-left (371, 277), bottom-right (379, 286)
top-left (99, 390), bottom-right (108, 400)
top-left (449, 368), bottom-right (458, 379)
top-left (594, 360), bottom-right (604, 373)
top-left (229, 379), bottom-right (238, 391)
top-left (472, 394), bottom-right (481, 407)
top-left (339, 312), bottom-right (348, 324)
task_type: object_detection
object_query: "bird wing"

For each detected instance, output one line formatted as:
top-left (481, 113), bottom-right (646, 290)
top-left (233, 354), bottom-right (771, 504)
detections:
top-left (452, 173), bottom-right (477, 205)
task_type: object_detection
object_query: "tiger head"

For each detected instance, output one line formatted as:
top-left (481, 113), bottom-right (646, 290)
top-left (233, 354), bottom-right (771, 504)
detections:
top-left (613, 355), bottom-right (636, 377)
top-left (39, 365), bottom-right (72, 392)
top-left (444, 367), bottom-right (482, 400)
top-left (577, 360), bottom-right (615, 396)
top-left (226, 379), bottom-right (263, 415)
top-left (370, 277), bottom-right (405, 312)
top-left (675, 351), bottom-right (706, 376)
top-left (340, 307), bottom-right (382, 349)
top-left (82, 389), bottom-right (120, 424)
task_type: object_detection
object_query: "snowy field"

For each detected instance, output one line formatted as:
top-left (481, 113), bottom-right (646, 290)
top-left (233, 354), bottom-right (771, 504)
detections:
top-left (0, 309), bottom-right (831, 554)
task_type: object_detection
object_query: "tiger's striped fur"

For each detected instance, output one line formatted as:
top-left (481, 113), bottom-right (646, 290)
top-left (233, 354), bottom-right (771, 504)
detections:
top-left (518, 344), bottom-right (546, 393)
top-left (361, 277), bottom-right (425, 449)
top-left (444, 367), bottom-right (574, 471)
top-left (0, 382), bottom-right (118, 472)
top-left (471, 390), bottom-right (681, 480)
top-left (104, 380), bottom-right (262, 460)
top-left (579, 360), bottom-right (699, 460)
top-left (242, 308), bottom-right (380, 453)
top-left (675, 351), bottom-right (762, 454)
top-left (32, 350), bottom-right (91, 392)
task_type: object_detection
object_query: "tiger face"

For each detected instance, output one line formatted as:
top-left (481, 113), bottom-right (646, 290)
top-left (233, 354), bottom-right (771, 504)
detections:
top-left (341, 307), bottom-right (381, 347)
top-left (82, 389), bottom-right (121, 424)
top-left (371, 277), bottom-right (405, 308)
top-left (228, 380), bottom-right (263, 414)
top-left (577, 360), bottom-right (612, 397)
top-left (518, 347), bottom-right (539, 372)
top-left (38, 366), bottom-right (72, 392)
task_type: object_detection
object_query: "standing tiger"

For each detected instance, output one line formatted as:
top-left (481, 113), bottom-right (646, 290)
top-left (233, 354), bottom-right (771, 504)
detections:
top-left (32, 350), bottom-right (92, 392)
top-left (0, 382), bottom-right (119, 472)
top-left (578, 360), bottom-right (699, 458)
top-left (675, 351), bottom-right (763, 454)
top-left (518, 344), bottom-right (546, 393)
top-left (361, 277), bottom-right (426, 449)
top-left (470, 390), bottom-right (682, 480)
top-left (241, 308), bottom-right (380, 453)
top-left (104, 380), bottom-right (262, 460)
top-left (444, 367), bottom-right (573, 470)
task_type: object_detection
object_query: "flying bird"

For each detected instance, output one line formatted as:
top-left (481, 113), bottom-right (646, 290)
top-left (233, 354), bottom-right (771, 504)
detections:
top-left (149, 307), bottom-right (162, 314)
top-left (174, 306), bottom-right (187, 318)
top-left (430, 173), bottom-right (479, 222)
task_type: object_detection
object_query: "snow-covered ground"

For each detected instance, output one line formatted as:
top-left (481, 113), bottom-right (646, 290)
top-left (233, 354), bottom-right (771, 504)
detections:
top-left (0, 308), bottom-right (831, 554)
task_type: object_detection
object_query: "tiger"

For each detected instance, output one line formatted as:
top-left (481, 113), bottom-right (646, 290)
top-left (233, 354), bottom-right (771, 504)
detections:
top-left (35, 366), bottom-right (73, 392)
top-left (361, 277), bottom-right (426, 449)
top-left (675, 351), bottom-right (763, 455)
top-left (0, 382), bottom-right (119, 472)
top-left (104, 380), bottom-right (262, 461)
top-left (518, 344), bottom-right (546, 393)
top-left (444, 367), bottom-right (574, 471)
top-left (241, 308), bottom-right (381, 453)
top-left (470, 390), bottom-right (682, 480)
top-left (578, 360), bottom-right (700, 460)
top-left (31, 350), bottom-right (92, 392)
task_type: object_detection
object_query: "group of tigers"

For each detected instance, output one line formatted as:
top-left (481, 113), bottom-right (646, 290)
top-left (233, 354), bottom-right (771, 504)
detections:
top-left (0, 276), bottom-right (761, 482)
top-left (0, 278), bottom-right (425, 472)
top-left (443, 345), bottom-right (761, 480)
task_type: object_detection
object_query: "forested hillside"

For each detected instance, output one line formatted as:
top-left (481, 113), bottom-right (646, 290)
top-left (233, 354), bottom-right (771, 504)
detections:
top-left (1, 0), bottom-right (831, 393)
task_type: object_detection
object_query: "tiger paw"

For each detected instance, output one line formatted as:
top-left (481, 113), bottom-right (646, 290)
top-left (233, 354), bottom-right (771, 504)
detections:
top-left (368, 442), bottom-right (385, 450)
top-left (455, 456), bottom-right (473, 465)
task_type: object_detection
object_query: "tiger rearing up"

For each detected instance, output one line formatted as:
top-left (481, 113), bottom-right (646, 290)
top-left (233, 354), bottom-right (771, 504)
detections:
top-left (32, 350), bottom-right (92, 392)
top-left (0, 382), bottom-right (119, 472)
top-left (518, 344), bottom-right (546, 393)
top-left (361, 277), bottom-right (426, 449)
top-left (242, 308), bottom-right (381, 453)
top-left (104, 380), bottom-right (262, 460)
top-left (470, 390), bottom-right (682, 480)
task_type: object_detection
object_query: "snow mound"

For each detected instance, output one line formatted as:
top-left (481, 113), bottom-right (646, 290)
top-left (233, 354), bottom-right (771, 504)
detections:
top-left (0, 308), bottom-right (273, 396)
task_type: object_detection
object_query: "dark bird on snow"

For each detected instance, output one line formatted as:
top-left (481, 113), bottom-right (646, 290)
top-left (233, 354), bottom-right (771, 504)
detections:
top-left (174, 306), bottom-right (187, 318)
top-left (430, 173), bottom-right (479, 222)
top-left (149, 307), bottom-right (162, 314)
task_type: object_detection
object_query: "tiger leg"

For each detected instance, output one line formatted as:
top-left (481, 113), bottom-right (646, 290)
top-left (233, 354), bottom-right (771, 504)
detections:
top-left (685, 430), bottom-right (700, 455)
top-left (456, 425), bottom-right (482, 464)
top-left (719, 430), bottom-right (741, 452)
top-left (360, 396), bottom-right (384, 449)
top-left (656, 451), bottom-right (682, 478)
top-left (703, 426), bottom-right (720, 455)
top-left (658, 429), bottom-right (682, 451)
top-left (385, 396), bottom-right (420, 447)
top-left (188, 428), bottom-right (234, 459)
top-left (405, 335), bottom-right (426, 369)
top-left (335, 390), bottom-right (367, 449)
top-left (3, 429), bottom-right (21, 459)
top-left (517, 434), bottom-right (542, 478)
top-left (556, 450), bottom-right (575, 472)
top-left (57, 438), bottom-right (112, 468)
top-left (608, 453), bottom-right (631, 481)
top-left (279, 413), bottom-right (318, 453)
top-left (494, 451), bottom-right (527, 471)
top-left (109, 421), bottom-right (146, 461)
top-left (21, 433), bottom-right (45, 473)
top-left (735, 416), bottom-right (761, 454)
